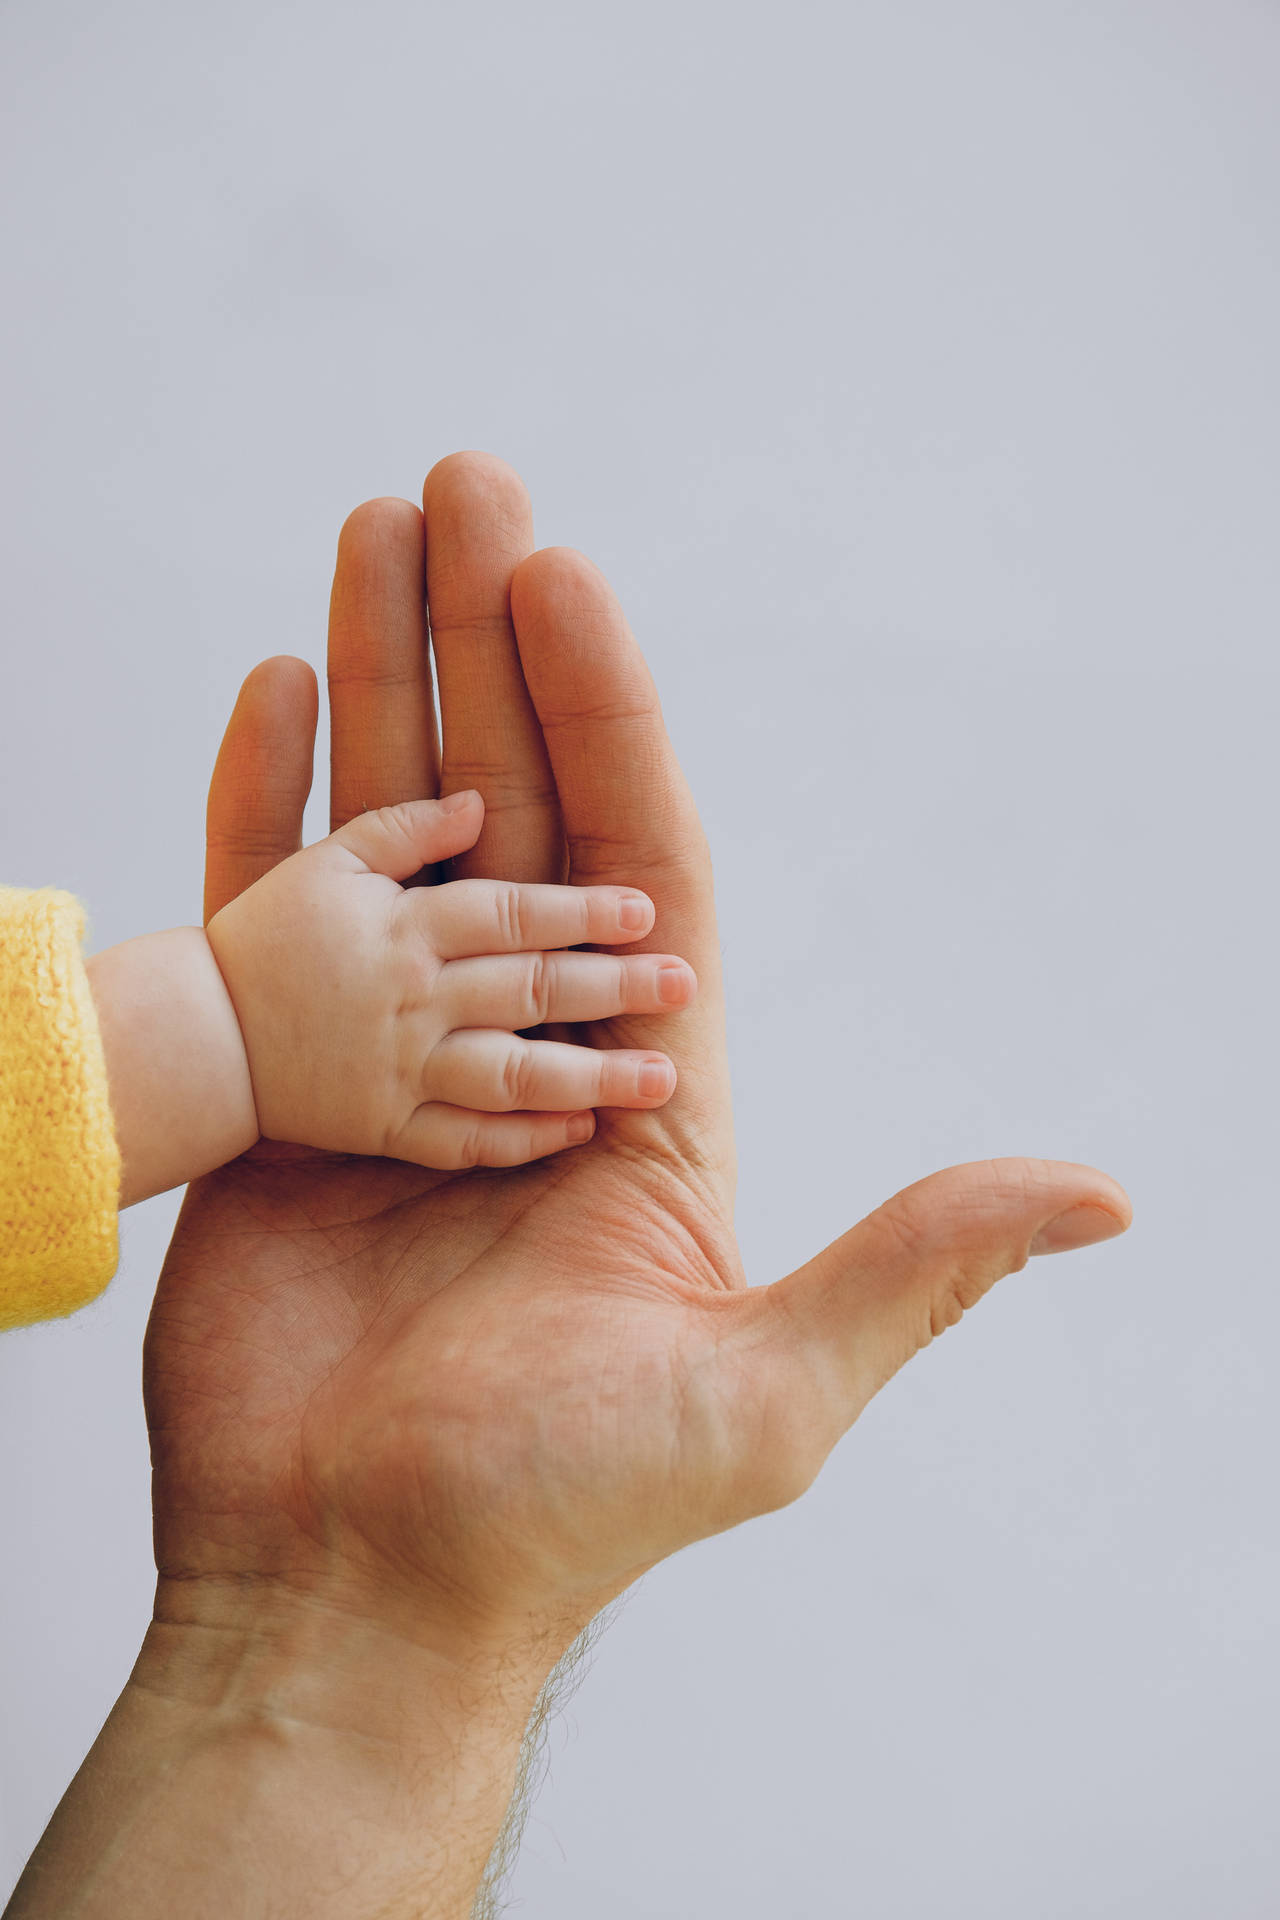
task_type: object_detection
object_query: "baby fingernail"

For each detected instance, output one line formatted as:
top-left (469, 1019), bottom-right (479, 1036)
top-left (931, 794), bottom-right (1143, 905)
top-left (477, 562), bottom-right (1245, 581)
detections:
top-left (657, 963), bottom-right (691, 1004)
top-left (567, 1112), bottom-right (595, 1143)
top-left (440, 788), bottom-right (478, 813)
top-left (618, 894), bottom-right (650, 932)
top-left (638, 1059), bottom-right (673, 1099)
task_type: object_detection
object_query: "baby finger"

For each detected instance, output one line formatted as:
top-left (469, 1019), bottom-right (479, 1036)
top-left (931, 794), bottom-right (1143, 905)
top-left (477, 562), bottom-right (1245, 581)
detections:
top-left (390, 1103), bottom-right (596, 1170)
top-left (424, 1029), bottom-right (677, 1112)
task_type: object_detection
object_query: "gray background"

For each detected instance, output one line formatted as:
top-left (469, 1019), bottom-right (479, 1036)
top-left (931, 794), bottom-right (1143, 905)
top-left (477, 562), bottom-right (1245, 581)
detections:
top-left (1, 0), bottom-right (1277, 1912)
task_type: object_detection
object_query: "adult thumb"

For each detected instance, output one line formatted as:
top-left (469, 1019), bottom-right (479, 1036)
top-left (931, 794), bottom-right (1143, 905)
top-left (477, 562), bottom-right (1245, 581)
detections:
top-left (324, 791), bottom-right (484, 880)
top-left (735, 1157), bottom-right (1131, 1501)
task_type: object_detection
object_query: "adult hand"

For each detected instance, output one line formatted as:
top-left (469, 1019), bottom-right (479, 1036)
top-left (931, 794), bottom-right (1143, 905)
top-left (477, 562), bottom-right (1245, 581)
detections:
top-left (171, 452), bottom-right (1128, 1637)
top-left (6, 453), bottom-right (1129, 1920)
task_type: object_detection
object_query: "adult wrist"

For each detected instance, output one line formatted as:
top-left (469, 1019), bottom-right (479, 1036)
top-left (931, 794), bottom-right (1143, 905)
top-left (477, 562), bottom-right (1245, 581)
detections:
top-left (145, 1568), bottom-right (558, 1739)
top-left (7, 1578), bottom-right (558, 1920)
top-left (140, 1577), bottom-right (555, 1915)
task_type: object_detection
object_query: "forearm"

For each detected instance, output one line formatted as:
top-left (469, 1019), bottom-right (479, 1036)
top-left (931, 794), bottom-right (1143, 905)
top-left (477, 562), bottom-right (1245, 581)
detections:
top-left (86, 929), bottom-right (257, 1205)
top-left (5, 1582), bottom-right (550, 1920)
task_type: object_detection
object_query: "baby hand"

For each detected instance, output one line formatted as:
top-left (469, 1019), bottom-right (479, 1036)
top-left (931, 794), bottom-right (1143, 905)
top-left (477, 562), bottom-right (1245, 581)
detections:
top-left (205, 790), bottom-right (696, 1168)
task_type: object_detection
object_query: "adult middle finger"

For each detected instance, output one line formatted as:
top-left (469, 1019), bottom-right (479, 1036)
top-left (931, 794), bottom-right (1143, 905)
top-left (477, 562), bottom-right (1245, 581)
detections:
top-left (423, 451), bottom-right (565, 886)
top-left (328, 496), bottom-right (439, 830)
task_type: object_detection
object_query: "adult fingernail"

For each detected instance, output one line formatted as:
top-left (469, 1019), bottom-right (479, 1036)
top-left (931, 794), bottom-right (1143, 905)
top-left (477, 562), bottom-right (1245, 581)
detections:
top-left (618, 894), bottom-right (650, 932)
top-left (440, 789), bottom-right (479, 813)
top-left (1029, 1205), bottom-right (1128, 1257)
top-left (637, 1059), bottom-right (673, 1099)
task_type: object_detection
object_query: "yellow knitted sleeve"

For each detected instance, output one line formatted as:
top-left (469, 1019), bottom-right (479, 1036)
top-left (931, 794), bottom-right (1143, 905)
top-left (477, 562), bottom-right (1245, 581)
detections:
top-left (0, 887), bottom-right (121, 1330)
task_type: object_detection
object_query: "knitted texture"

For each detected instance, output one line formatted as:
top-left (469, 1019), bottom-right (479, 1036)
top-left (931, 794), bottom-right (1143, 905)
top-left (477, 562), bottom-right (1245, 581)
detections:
top-left (0, 887), bottom-right (120, 1329)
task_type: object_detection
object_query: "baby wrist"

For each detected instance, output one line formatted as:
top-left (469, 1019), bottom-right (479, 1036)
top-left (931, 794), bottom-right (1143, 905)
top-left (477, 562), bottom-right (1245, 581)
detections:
top-left (86, 926), bottom-right (260, 1206)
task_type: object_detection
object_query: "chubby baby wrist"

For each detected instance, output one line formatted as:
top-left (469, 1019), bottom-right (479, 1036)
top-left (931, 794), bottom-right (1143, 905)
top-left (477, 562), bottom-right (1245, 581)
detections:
top-left (87, 925), bottom-right (260, 1204)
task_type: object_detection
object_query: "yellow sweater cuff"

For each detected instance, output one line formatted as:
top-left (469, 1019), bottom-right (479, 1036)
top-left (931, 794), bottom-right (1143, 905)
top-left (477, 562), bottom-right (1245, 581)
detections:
top-left (0, 887), bottom-right (121, 1330)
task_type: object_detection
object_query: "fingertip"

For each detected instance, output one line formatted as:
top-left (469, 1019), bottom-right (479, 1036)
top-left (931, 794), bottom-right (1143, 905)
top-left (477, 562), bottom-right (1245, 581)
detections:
top-left (1097, 1174), bottom-right (1134, 1231)
top-left (330, 794), bottom-right (485, 880)
top-left (423, 450), bottom-right (531, 516)
top-left (439, 787), bottom-right (483, 816)
top-left (509, 546), bottom-right (619, 643)
top-left (336, 495), bottom-right (424, 559)
top-left (231, 655), bottom-right (319, 737)
top-left (637, 1056), bottom-right (677, 1102)
top-left (205, 655), bottom-right (318, 918)
top-left (431, 789), bottom-right (485, 858)
top-left (567, 1111), bottom-right (595, 1145)
top-left (1026, 1164), bottom-right (1133, 1256)
top-left (656, 959), bottom-right (698, 1006)
top-left (616, 889), bottom-right (656, 935)
top-left (1028, 1202), bottom-right (1132, 1257)
top-left (241, 652), bottom-right (317, 693)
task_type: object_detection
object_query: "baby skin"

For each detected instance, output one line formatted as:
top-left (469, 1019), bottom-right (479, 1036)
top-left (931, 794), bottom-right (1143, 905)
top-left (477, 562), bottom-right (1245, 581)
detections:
top-left (86, 788), bottom-right (695, 1206)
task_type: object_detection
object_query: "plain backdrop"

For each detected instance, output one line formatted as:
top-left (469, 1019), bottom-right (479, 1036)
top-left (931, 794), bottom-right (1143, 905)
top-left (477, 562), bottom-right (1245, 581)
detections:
top-left (1, 1), bottom-right (1277, 1913)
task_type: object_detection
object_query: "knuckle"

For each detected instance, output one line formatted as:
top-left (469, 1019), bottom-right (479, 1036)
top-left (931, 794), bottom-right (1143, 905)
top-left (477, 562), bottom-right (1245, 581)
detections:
top-left (925, 1238), bottom-right (1014, 1344)
top-left (457, 1121), bottom-right (489, 1169)
top-left (206, 826), bottom-right (292, 862)
top-left (500, 1042), bottom-right (532, 1109)
top-left (925, 1262), bottom-right (995, 1343)
top-left (873, 1191), bottom-right (1005, 1347)
top-left (493, 881), bottom-right (527, 949)
top-left (595, 1050), bottom-right (617, 1102)
top-left (874, 1192), bottom-right (933, 1264)
top-left (375, 801), bottom-right (420, 846)
top-left (526, 951), bottom-right (552, 1025)
top-left (927, 1283), bottom-right (969, 1343)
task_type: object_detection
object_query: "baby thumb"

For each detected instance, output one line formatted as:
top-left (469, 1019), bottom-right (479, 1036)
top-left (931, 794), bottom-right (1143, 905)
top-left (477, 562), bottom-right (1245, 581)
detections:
top-left (325, 791), bottom-right (484, 880)
top-left (726, 1157), bottom-right (1131, 1511)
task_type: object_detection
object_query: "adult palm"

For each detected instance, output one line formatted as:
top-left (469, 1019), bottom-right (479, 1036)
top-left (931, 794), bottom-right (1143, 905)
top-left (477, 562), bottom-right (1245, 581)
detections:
top-left (145, 453), bottom-right (1129, 1657)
